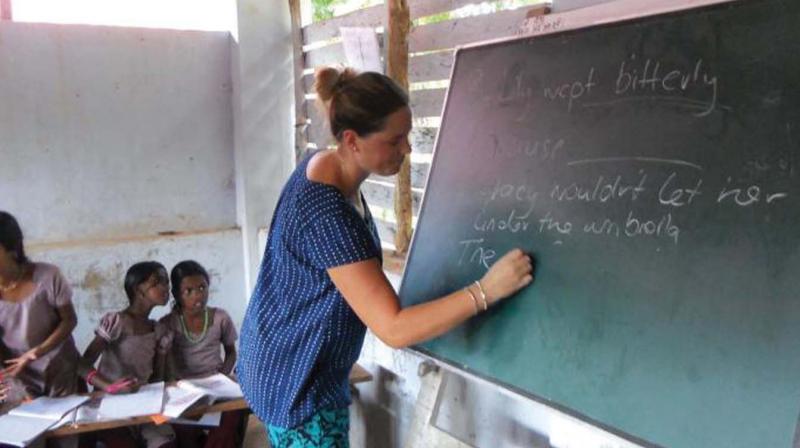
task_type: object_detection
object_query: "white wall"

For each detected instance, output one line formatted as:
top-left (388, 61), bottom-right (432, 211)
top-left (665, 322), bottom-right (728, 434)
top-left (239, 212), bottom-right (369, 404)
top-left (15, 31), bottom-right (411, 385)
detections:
top-left (0, 21), bottom-right (245, 353)
top-left (230, 0), bottom-right (295, 292)
top-left (0, 22), bottom-right (236, 243)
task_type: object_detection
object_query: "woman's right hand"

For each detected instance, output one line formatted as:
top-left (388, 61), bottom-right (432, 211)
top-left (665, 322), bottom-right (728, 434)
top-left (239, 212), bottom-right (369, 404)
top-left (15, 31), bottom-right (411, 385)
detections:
top-left (479, 248), bottom-right (534, 306)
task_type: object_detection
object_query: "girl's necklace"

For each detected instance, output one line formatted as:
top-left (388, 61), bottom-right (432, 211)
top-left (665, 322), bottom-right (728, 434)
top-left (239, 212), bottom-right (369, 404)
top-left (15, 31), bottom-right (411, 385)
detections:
top-left (0, 268), bottom-right (23, 293)
top-left (180, 308), bottom-right (209, 344)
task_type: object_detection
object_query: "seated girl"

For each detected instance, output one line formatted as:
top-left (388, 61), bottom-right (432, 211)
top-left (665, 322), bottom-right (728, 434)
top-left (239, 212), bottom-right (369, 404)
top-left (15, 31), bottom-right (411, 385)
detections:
top-left (79, 261), bottom-right (175, 448)
top-left (0, 211), bottom-right (81, 448)
top-left (161, 260), bottom-right (244, 448)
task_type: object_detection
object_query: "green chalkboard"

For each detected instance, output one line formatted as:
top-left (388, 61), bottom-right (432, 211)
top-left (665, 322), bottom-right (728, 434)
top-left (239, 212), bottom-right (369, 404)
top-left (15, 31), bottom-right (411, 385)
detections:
top-left (398, 1), bottom-right (800, 447)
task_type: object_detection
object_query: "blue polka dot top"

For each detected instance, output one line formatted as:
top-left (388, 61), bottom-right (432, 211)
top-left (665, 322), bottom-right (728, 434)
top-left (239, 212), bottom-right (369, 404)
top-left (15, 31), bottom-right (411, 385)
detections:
top-left (237, 151), bottom-right (382, 429)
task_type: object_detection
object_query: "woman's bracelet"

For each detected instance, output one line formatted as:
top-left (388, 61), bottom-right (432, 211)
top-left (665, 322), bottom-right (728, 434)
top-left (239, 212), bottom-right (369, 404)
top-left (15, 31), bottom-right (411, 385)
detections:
top-left (464, 287), bottom-right (481, 315)
top-left (85, 369), bottom-right (98, 386)
top-left (474, 280), bottom-right (489, 311)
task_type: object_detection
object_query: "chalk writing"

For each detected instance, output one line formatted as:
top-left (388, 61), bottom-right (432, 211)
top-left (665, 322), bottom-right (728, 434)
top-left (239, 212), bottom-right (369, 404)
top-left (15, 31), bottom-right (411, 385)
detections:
top-left (550, 172), bottom-right (648, 203)
top-left (584, 218), bottom-right (621, 238)
top-left (624, 211), bottom-right (680, 244)
top-left (538, 211), bottom-right (573, 238)
top-left (490, 134), bottom-right (564, 162)
top-left (613, 56), bottom-right (719, 117)
top-left (473, 204), bottom-right (534, 234)
top-left (658, 173), bottom-right (703, 207)
top-left (543, 68), bottom-right (597, 112)
top-left (500, 63), bottom-right (534, 104)
top-left (717, 178), bottom-right (789, 206)
top-left (481, 180), bottom-right (540, 205)
top-left (517, 15), bottom-right (565, 36)
top-left (457, 238), bottom-right (497, 269)
top-left (568, 157), bottom-right (702, 171)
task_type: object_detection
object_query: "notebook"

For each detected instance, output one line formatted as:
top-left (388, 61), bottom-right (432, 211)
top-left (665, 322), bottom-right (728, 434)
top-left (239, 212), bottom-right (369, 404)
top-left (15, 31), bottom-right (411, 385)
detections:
top-left (0, 395), bottom-right (89, 447)
top-left (161, 374), bottom-right (242, 419)
top-left (97, 382), bottom-right (165, 420)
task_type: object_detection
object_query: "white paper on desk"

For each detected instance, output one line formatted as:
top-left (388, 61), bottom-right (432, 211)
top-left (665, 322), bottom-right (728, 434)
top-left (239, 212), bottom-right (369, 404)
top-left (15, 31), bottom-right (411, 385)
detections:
top-left (177, 374), bottom-right (242, 400)
top-left (162, 385), bottom-right (208, 419)
top-left (53, 397), bottom-right (104, 429)
top-left (0, 395), bottom-right (90, 446)
top-left (340, 27), bottom-right (382, 73)
top-left (0, 413), bottom-right (58, 446)
top-left (98, 382), bottom-right (165, 420)
top-left (74, 399), bottom-right (101, 423)
top-left (54, 409), bottom-right (76, 430)
top-left (11, 395), bottom-right (89, 420)
top-left (170, 411), bottom-right (222, 427)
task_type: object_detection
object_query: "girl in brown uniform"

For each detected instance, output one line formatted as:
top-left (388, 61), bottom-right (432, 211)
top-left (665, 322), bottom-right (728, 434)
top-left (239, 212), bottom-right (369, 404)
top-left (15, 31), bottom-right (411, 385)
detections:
top-left (80, 261), bottom-right (176, 448)
top-left (0, 211), bottom-right (81, 448)
top-left (161, 260), bottom-right (244, 448)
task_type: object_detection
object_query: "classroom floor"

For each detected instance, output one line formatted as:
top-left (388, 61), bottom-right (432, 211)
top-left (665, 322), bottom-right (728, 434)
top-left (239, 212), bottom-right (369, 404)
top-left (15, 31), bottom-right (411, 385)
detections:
top-left (242, 415), bottom-right (269, 448)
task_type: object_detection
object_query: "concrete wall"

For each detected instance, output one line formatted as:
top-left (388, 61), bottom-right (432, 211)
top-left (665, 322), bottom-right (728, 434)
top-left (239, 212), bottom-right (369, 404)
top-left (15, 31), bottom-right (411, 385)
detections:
top-left (231, 0), bottom-right (295, 291)
top-left (0, 22), bottom-right (246, 351)
top-left (28, 229), bottom-right (246, 351)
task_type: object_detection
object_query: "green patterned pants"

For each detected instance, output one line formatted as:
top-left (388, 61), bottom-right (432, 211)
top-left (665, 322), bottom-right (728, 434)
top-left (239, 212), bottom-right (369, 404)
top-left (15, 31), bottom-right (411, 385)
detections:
top-left (267, 407), bottom-right (349, 448)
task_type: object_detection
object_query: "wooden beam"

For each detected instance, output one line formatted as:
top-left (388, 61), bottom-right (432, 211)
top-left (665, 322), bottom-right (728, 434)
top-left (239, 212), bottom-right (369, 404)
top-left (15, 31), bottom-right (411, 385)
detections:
top-left (0, 0), bottom-right (12, 21)
top-left (408, 0), bottom-right (480, 20)
top-left (362, 179), bottom-right (423, 213)
top-left (409, 50), bottom-right (454, 83)
top-left (302, 0), bottom-right (476, 45)
top-left (410, 6), bottom-right (547, 53)
top-left (410, 87), bottom-right (447, 118)
top-left (387, 0), bottom-right (413, 255)
top-left (303, 3), bottom-right (384, 45)
top-left (289, 0), bottom-right (309, 161)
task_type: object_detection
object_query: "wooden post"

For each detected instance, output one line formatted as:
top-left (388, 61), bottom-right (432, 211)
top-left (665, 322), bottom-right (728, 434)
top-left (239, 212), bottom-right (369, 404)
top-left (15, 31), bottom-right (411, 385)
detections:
top-left (0, 0), bottom-right (12, 21)
top-left (289, 0), bottom-right (309, 162)
top-left (527, 3), bottom-right (553, 17)
top-left (386, 0), bottom-right (413, 254)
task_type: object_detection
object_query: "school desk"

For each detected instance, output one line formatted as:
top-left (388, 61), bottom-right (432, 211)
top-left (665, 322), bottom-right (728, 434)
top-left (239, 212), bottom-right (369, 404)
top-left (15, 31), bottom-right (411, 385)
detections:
top-left (45, 363), bottom-right (373, 438)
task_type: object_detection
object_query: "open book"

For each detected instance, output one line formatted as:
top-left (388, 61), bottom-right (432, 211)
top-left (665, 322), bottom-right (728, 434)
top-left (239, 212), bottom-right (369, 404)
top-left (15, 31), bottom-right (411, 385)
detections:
top-left (162, 374), bottom-right (242, 419)
top-left (56, 381), bottom-right (168, 428)
top-left (0, 395), bottom-right (89, 447)
top-left (97, 382), bottom-right (165, 420)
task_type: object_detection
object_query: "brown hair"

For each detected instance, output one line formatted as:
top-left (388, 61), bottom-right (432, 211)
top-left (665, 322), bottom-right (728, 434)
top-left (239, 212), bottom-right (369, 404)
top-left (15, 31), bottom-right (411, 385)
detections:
top-left (314, 66), bottom-right (409, 141)
top-left (0, 211), bottom-right (29, 265)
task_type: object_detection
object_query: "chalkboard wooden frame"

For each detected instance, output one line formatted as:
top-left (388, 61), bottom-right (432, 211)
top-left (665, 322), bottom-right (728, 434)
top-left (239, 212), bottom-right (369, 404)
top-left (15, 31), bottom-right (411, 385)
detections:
top-left (413, 348), bottom-right (658, 446)
top-left (398, 0), bottom-right (796, 446)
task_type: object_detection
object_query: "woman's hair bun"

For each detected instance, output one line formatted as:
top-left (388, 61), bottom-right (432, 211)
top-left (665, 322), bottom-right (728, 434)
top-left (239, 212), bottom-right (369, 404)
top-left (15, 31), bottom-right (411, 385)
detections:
top-left (311, 66), bottom-right (409, 140)
top-left (314, 66), bottom-right (358, 103)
